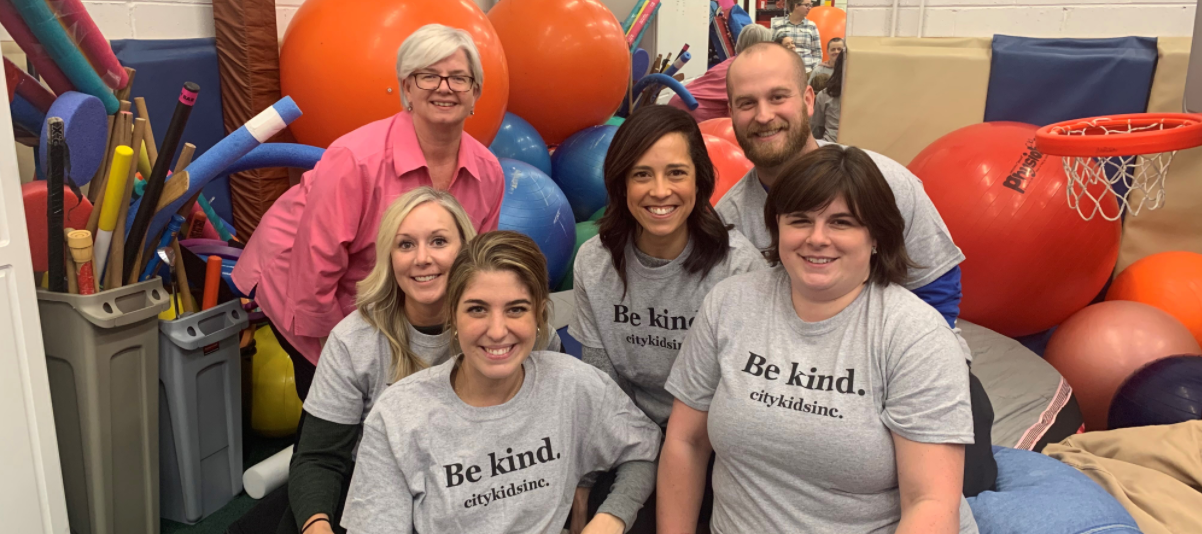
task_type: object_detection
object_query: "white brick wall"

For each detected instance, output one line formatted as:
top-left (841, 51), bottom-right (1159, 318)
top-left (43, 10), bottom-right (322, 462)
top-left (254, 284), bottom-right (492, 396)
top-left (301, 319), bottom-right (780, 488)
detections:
top-left (847, 0), bottom-right (1198, 37)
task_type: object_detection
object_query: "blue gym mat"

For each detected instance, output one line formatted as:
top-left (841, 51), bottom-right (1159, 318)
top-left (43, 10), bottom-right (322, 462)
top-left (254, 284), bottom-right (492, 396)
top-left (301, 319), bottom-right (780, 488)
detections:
top-left (984, 35), bottom-right (1159, 127)
top-left (111, 38), bottom-right (233, 227)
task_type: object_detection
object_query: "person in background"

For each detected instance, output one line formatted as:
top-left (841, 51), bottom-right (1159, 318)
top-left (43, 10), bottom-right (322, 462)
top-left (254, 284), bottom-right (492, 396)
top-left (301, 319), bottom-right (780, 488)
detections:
top-left (774, 33), bottom-right (796, 53)
top-left (341, 231), bottom-right (662, 534)
top-left (808, 72), bottom-right (830, 95)
top-left (811, 47), bottom-right (844, 142)
top-left (771, 0), bottom-right (822, 74)
top-left (809, 37), bottom-right (844, 81)
top-left (716, 42), bottom-right (999, 496)
top-left (232, 24), bottom-right (505, 401)
top-left (570, 105), bottom-right (766, 532)
top-left (658, 146), bottom-right (978, 534)
top-left (668, 24), bottom-right (773, 122)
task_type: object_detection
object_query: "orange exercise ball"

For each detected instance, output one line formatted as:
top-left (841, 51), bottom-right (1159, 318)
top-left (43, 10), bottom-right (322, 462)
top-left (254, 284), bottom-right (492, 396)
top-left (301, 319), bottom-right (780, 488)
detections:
top-left (1044, 301), bottom-right (1202, 431)
top-left (703, 134), bottom-right (753, 204)
top-left (908, 122), bottom-right (1121, 337)
top-left (699, 118), bottom-right (738, 147)
top-left (489, 0), bottom-right (630, 146)
top-left (807, 6), bottom-right (846, 63)
top-left (279, 0), bottom-right (509, 149)
top-left (1107, 251), bottom-right (1202, 347)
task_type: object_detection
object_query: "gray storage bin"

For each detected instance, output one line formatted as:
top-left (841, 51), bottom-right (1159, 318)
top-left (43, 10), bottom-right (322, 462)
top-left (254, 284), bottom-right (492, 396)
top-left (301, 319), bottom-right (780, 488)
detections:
top-left (38, 279), bottom-right (170, 534)
top-left (158, 299), bottom-right (248, 524)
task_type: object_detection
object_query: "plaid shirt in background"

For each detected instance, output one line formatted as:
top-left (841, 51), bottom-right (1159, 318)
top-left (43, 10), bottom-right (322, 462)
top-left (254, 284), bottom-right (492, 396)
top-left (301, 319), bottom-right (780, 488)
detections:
top-left (771, 16), bottom-right (823, 72)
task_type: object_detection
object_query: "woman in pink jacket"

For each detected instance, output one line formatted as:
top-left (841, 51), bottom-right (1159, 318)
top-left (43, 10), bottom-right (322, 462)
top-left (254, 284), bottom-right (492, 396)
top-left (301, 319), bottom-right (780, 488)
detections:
top-left (233, 24), bottom-right (504, 400)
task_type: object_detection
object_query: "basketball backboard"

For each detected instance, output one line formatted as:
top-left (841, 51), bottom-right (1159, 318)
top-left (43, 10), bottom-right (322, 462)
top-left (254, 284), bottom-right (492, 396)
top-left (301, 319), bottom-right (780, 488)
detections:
top-left (1184, 1), bottom-right (1202, 112)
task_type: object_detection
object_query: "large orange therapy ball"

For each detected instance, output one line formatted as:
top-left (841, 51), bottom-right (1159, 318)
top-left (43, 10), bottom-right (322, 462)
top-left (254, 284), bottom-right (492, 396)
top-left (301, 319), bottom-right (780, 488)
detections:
top-left (807, 6), bottom-right (846, 63)
top-left (280, 0), bottom-right (509, 148)
top-left (908, 122), bottom-right (1121, 337)
top-left (489, 0), bottom-right (630, 146)
top-left (702, 134), bottom-right (752, 204)
top-left (1044, 301), bottom-right (1202, 430)
top-left (1107, 251), bottom-right (1202, 347)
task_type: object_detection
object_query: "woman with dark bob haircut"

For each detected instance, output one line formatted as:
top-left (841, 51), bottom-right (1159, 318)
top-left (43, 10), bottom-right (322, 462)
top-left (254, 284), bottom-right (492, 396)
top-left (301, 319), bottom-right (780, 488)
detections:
top-left (568, 104), bottom-right (765, 532)
top-left (660, 145), bottom-right (980, 534)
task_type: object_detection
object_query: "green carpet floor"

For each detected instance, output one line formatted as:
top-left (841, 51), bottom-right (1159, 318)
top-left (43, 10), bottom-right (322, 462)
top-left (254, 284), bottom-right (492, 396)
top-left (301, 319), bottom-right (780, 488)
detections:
top-left (161, 427), bottom-right (293, 534)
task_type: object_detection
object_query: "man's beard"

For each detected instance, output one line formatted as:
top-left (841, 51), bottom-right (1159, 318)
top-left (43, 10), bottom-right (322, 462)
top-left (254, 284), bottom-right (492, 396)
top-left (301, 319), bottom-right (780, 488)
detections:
top-left (735, 112), bottom-right (811, 170)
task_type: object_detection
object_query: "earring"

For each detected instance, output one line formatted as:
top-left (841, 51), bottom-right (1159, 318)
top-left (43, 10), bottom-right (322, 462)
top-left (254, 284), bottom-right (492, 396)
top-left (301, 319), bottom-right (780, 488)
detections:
top-left (871, 246), bottom-right (878, 254)
top-left (407, 104), bottom-right (413, 112)
top-left (470, 108), bottom-right (475, 116)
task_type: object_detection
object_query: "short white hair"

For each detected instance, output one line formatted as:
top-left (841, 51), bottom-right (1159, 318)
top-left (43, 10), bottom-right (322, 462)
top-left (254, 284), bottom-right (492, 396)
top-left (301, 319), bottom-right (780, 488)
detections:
top-left (396, 24), bottom-right (485, 108)
top-left (735, 25), bottom-right (773, 54)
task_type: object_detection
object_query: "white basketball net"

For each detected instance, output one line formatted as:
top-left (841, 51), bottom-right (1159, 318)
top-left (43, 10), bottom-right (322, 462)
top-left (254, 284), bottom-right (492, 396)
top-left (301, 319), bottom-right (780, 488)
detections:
top-left (1059, 120), bottom-right (1177, 222)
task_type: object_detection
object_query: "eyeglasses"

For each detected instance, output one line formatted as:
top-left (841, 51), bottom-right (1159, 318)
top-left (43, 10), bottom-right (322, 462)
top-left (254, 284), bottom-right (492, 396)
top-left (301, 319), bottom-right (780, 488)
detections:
top-left (411, 73), bottom-right (475, 92)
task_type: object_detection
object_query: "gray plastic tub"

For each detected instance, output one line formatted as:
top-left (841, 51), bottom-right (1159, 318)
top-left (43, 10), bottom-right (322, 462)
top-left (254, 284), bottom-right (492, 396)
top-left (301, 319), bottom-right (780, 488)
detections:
top-left (158, 299), bottom-right (248, 524)
top-left (38, 279), bottom-right (170, 534)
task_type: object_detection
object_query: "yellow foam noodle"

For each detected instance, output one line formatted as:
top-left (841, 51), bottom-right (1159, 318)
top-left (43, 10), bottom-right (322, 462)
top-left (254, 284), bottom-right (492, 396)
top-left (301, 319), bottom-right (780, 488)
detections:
top-left (98, 146), bottom-right (133, 232)
top-left (138, 142), bottom-right (152, 180)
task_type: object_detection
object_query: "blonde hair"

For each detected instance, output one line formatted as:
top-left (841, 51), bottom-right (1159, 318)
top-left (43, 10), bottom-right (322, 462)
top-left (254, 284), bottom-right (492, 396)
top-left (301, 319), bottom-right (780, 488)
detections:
top-left (396, 24), bottom-right (486, 108)
top-left (444, 231), bottom-right (553, 354)
top-left (356, 187), bottom-right (478, 383)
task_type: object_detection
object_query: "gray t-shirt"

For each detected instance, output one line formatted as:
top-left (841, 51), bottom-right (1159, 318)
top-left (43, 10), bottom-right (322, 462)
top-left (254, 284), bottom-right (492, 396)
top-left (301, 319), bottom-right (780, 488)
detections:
top-left (665, 267), bottom-right (977, 534)
top-left (714, 144), bottom-right (964, 289)
top-left (569, 232), bottom-right (767, 425)
top-left (306, 311), bottom-right (562, 428)
top-left (342, 352), bottom-right (663, 534)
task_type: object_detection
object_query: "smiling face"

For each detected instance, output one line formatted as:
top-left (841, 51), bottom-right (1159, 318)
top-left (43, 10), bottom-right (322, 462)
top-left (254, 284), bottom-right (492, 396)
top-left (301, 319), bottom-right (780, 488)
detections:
top-left (393, 202), bottom-right (463, 324)
top-left (780, 36), bottom-right (796, 52)
top-left (454, 269), bottom-right (540, 387)
top-left (626, 132), bottom-right (697, 250)
top-left (402, 48), bottom-right (480, 127)
top-left (827, 40), bottom-right (844, 63)
top-left (728, 46), bottom-right (815, 170)
top-left (777, 195), bottom-right (875, 304)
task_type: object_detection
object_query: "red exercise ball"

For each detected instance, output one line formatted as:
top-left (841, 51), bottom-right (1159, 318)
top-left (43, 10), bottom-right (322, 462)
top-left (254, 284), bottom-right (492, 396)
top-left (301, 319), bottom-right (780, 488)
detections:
top-left (908, 122), bottom-right (1121, 337)
top-left (1044, 300), bottom-right (1202, 431)
top-left (699, 118), bottom-right (738, 147)
top-left (489, 0), bottom-right (629, 146)
top-left (807, 6), bottom-right (846, 63)
top-left (280, 0), bottom-right (509, 148)
top-left (703, 134), bottom-right (753, 205)
top-left (1107, 251), bottom-right (1202, 347)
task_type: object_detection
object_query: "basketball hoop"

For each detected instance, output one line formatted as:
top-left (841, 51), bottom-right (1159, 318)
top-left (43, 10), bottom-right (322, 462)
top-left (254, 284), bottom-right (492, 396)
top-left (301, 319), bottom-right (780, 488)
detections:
top-left (1034, 113), bottom-right (1202, 221)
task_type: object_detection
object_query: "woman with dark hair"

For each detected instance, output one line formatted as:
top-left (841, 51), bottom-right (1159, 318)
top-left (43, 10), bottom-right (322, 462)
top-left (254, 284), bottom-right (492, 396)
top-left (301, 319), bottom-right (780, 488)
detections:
top-left (569, 104), bottom-right (766, 531)
top-left (811, 46), bottom-right (844, 142)
top-left (660, 145), bottom-right (979, 534)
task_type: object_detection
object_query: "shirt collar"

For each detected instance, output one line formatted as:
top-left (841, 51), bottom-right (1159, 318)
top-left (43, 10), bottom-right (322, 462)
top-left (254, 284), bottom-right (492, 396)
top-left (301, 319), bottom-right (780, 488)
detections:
top-left (389, 111), bottom-right (483, 182)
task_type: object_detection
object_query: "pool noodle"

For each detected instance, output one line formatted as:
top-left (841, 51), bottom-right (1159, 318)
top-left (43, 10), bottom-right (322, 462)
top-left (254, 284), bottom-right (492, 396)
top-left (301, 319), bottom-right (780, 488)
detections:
top-left (629, 3), bottom-right (661, 54)
top-left (11, 93), bottom-right (45, 135)
top-left (626, 0), bottom-right (661, 46)
top-left (7, 0), bottom-right (117, 113)
top-left (123, 82), bottom-right (198, 280)
top-left (4, 57), bottom-right (55, 111)
top-left (622, 0), bottom-right (649, 34)
top-left (0, 0), bottom-right (73, 94)
top-left (93, 144), bottom-right (132, 281)
top-left (47, 117), bottom-right (65, 292)
top-left (131, 96), bottom-right (302, 249)
top-left (664, 51), bottom-right (691, 77)
top-left (223, 143), bottom-right (324, 175)
top-left (47, 0), bottom-right (127, 90)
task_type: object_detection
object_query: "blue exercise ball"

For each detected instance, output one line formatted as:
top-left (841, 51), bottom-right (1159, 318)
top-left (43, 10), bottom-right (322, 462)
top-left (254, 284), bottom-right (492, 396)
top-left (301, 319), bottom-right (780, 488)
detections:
top-left (497, 158), bottom-right (576, 287)
top-left (1108, 354), bottom-right (1202, 430)
top-left (490, 113), bottom-right (552, 176)
top-left (551, 125), bottom-right (617, 222)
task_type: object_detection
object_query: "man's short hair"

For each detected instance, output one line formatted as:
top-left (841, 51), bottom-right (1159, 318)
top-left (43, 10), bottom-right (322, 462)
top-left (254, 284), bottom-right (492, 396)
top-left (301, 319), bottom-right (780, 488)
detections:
top-left (787, 0), bottom-right (811, 11)
top-left (726, 42), bottom-right (808, 101)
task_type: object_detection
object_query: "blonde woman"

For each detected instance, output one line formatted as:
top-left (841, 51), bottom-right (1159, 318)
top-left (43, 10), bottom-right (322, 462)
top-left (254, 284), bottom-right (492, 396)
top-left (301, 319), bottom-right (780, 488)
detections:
top-left (342, 232), bottom-right (661, 534)
top-left (287, 190), bottom-right (559, 534)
